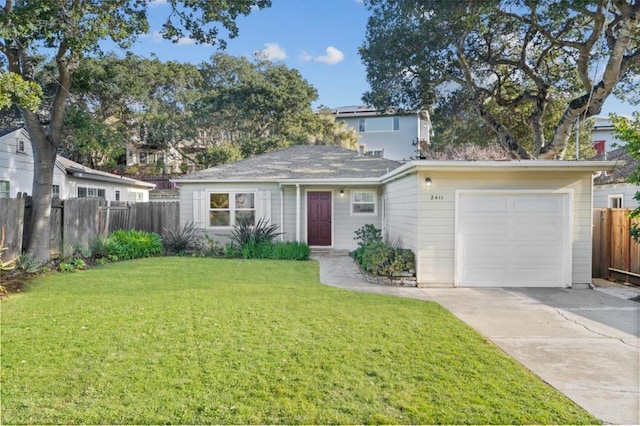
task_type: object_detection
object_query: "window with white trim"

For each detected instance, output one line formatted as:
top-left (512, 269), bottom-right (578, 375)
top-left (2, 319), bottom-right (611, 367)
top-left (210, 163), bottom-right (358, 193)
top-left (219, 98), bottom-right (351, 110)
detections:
top-left (115, 190), bottom-right (120, 201)
top-left (357, 117), bottom-right (400, 133)
top-left (0, 181), bottom-right (9, 198)
top-left (77, 187), bottom-right (106, 198)
top-left (17, 140), bottom-right (25, 153)
top-left (52, 184), bottom-right (60, 198)
top-left (129, 190), bottom-right (144, 202)
top-left (608, 195), bottom-right (623, 208)
top-left (208, 192), bottom-right (256, 227)
top-left (351, 191), bottom-right (376, 215)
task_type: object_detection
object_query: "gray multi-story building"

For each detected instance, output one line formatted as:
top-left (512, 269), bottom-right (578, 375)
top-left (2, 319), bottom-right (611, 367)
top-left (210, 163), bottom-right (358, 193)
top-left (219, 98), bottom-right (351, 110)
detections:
top-left (332, 105), bottom-right (432, 161)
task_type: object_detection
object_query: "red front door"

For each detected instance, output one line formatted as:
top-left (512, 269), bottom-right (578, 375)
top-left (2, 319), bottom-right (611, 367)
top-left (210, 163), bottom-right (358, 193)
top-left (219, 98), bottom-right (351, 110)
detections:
top-left (307, 192), bottom-right (332, 246)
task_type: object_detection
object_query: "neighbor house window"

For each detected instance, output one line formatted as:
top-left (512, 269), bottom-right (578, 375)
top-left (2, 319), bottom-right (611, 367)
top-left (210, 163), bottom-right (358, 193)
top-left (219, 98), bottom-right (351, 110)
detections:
top-left (0, 181), bottom-right (9, 198)
top-left (129, 191), bottom-right (144, 202)
top-left (608, 195), bottom-right (623, 208)
top-left (351, 191), bottom-right (376, 215)
top-left (52, 184), bottom-right (60, 198)
top-left (115, 190), bottom-right (120, 201)
top-left (365, 149), bottom-right (384, 158)
top-left (357, 117), bottom-right (400, 133)
top-left (77, 187), bottom-right (105, 198)
top-left (17, 140), bottom-right (25, 153)
top-left (208, 192), bottom-right (256, 227)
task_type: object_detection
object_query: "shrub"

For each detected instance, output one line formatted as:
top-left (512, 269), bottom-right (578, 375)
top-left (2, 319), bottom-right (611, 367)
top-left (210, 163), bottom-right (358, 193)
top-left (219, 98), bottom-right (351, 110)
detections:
top-left (15, 254), bottom-right (44, 274)
top-left (354, 224), bottom-right (383, 247)
top-left (351, 225), bottom-right (415, 277)
top-left (229, 218), bottom-right (281, 249)
top-left (107, 230), bottom-right (164, 260)
top-left (240, 240), bottom-right (310, 261)
top-left (163, 221), bottom-right (202, 254)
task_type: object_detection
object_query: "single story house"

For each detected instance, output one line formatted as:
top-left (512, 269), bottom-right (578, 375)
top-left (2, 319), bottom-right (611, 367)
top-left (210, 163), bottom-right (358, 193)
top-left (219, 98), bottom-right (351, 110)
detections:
top-left (593, 148), bottom-right (639, 209)
top-left (174, 144), bottom-right (615, 288)
top-left (1, 127), bottom-right (155, 201)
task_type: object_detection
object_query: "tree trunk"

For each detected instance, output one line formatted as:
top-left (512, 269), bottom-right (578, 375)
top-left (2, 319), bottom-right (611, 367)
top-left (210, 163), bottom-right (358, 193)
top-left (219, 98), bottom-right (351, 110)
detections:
top-left (23, 115), bottom-right (57, 261)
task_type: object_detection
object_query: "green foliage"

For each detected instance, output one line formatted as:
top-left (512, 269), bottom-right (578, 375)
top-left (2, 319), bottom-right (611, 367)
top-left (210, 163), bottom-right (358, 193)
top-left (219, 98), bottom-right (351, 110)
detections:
top-left (197, 142), bottom-right (243, 168)
top-left (200, 235), bottom-right (225, 257)
top-left (241, 240), bottom-right (310, 261)
top-left (611, 112), bottom-right (640, 241)
top-left (104, 230), bottom-right (164, 261)
top-left (0, 71), bottom-right (42, 111)
top-left (162, 221), bottom-right (202, 254)
top-left (351, 225), bottom-right (414, 277)
top-left (14, 254), bottom-right (44, 275)
top-left (58, 258), bottom-right (86, 273)
top-left (353, 224), bottom-right (383, 247)
top-left (229, 217), bottom-right (282, 250)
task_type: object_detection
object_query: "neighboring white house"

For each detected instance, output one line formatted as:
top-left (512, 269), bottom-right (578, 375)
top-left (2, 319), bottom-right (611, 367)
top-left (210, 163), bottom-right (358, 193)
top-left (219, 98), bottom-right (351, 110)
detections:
top-left (0, 127), bottom-right (155, 201)
top-left (591, 116), bottom-right (626, 156)
top-left (331, 105), bottom-right (432, 161)
top-left (593, 147), bottom-right (639, 209)
top-left (174, 144), bottom-right (615, 288)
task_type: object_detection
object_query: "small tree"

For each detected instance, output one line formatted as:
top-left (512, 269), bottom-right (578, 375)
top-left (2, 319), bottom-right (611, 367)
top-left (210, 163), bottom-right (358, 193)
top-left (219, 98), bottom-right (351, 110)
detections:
top-left (610, 112), bottom-right (640, 240)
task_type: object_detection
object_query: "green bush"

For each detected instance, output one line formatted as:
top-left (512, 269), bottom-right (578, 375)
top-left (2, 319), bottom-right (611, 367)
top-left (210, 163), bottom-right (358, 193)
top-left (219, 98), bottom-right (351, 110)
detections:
top-left (351, 225), bottom-right (415, 277)
top-left (162, 221), bottom-right (202, 254)
top-left (106, 230), bottom-right (164, 260)
top-left (241, 240), bottom-right (310, 261)
top-left (229, 218), bottom-right (281, 249)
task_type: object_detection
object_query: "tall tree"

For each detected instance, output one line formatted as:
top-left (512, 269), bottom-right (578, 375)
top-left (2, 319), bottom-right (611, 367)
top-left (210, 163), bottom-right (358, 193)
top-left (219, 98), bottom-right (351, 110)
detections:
top-left (0, 0), bottom-right (270, 261)
top-left (611, 112), bottom-right (640, 239)
top-left (194, 53), bottom-right (319, 158)
top-left (360, 0), bottom-right (640, 159)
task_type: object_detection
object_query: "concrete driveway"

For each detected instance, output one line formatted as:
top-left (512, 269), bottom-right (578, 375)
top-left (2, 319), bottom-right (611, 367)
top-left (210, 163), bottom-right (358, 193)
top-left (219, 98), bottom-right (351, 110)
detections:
top-left (313, 254), bottom-right (640, 425)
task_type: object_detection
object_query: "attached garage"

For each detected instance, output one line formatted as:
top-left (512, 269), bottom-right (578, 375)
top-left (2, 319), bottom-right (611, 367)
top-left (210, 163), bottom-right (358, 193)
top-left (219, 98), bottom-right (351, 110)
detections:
top-left (382, 161), bottom-right (616, 288)
top-left (455, 191), bottom-right (570, 287)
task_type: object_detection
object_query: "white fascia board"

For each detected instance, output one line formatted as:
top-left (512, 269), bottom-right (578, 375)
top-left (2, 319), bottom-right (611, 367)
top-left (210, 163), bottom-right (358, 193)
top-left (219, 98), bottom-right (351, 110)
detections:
top-left (173, 178), bottom-right (382, 185)
top-left (381, 160), bottom-right (620, 183)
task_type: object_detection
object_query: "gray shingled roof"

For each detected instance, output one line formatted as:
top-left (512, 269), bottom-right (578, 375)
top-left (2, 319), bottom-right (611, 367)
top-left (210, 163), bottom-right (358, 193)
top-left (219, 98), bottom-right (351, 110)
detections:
top-left (593, 147), bottom-right (638, 185)
top-left (176, 145), bottom-right (403, 181)
top-left (56, 156), bottom-right (155, 188)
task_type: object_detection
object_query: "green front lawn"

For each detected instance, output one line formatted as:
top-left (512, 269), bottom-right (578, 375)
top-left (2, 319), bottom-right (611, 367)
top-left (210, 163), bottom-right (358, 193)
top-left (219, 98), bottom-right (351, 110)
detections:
top-left (1, 258), bottom-right (597, 424)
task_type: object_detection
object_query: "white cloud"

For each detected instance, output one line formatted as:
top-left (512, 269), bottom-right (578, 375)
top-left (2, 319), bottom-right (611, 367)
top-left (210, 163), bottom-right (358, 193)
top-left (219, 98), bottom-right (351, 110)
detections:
top-left (140, 30), bottom-right (164, 43)
top-left (298, 50), bottom-right (313, 62)
top-left (149, 0), bottom-right (168, 5)
top-left (175, 36), bottom-right (196, 46)
top-left (259, 43), bottom-right (288, 61)
top-left (315, 46), bottom-right (345, 65)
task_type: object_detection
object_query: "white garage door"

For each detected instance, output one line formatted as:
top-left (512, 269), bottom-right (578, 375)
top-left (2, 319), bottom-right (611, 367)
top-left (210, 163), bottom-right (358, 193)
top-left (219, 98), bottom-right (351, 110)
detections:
top-left (456, 192), bottom-right (570, 287)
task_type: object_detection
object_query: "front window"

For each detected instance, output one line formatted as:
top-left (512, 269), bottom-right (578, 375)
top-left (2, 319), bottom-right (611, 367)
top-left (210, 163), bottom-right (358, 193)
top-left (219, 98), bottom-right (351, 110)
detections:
top-left (0, 181), bottom-right (9, 198)
top-left (352, 191), bottom-right (376, 215)
top-left (209, 192), bottom-right (256, 227)
top-left (52, 184), bottom-right (60, 198)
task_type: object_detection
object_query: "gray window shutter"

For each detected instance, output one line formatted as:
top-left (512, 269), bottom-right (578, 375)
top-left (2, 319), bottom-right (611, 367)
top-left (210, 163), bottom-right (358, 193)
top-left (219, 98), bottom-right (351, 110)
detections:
top-left (193, 191), bottom-right (206, 227)
top-left (258, 190), bottom-right (271, 223)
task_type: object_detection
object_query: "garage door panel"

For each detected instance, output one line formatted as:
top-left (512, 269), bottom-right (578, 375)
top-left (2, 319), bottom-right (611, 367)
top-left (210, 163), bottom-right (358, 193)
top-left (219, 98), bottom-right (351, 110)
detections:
top-left (457, 192), bottom-right (569, 288)
top-left (459, 197), bottom-right (508, 213)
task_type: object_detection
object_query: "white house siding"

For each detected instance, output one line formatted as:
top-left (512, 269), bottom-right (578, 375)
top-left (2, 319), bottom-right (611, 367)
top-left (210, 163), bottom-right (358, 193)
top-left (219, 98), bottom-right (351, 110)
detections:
top-left (0, 129), bottom-right (33, 197)
top-left (593, 183), bottom-right (639, 209)
top-left (337, 115), bottom-right (419, 161)
top-left (179, 181), bottom-right (282, 243)
top-left (63, 177), bottom-right (150, 202)
top-left (413, 171), bottom-right (593, 286)
top-left (383, 173), bottom-right (419, 254)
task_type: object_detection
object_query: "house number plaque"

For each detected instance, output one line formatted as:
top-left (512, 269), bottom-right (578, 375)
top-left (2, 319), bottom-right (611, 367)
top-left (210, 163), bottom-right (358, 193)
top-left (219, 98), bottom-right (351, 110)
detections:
top-left (429, 194), bottom-right (444, 201)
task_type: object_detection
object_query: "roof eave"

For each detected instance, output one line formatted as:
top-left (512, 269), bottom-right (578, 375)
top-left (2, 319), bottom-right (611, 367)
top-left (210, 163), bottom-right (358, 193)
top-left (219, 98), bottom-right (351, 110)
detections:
top-left (172, 177), bottom-right (383, 185)
top-left (67, 169), bottom-right (156, 189)
top-left (381, 160), bottom-right (619, 182)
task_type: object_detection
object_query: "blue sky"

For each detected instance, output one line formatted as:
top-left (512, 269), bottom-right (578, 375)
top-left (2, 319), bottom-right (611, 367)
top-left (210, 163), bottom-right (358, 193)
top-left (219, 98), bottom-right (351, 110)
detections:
top-left (116, 0), bottom-right (635, 116)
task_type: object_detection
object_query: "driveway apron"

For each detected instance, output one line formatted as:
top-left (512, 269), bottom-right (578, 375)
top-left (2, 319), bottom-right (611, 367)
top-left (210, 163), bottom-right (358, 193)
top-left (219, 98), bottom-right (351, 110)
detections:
top-left (312, 254), bottom-right (640, 425)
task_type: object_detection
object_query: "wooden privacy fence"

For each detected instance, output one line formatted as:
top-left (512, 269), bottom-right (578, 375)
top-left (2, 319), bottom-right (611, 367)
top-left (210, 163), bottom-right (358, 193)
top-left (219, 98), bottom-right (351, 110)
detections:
top-left (592, 208), bottom-right (640, 284)
top-left (0, 196), bottom-right (179, 260)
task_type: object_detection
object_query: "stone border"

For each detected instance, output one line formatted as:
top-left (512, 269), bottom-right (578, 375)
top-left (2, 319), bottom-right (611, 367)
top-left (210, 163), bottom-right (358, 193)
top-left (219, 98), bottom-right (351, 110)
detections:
top-left (355, 262), bottom-right (417, 287)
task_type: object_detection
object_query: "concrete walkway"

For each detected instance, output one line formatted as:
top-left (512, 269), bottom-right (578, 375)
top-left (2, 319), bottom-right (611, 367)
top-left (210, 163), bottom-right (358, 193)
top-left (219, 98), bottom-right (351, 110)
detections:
top-left (312, 254), bottom-right (640, 425)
